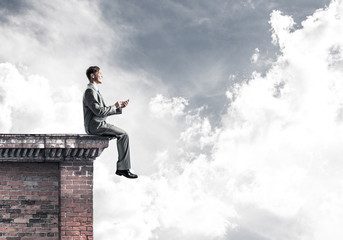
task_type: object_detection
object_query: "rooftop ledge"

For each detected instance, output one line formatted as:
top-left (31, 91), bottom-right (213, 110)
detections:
top-left (0, 134), bottom-right (110, 162)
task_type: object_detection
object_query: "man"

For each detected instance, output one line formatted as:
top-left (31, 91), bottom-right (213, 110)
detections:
top-left (83, 66), bottom-right (138, 179)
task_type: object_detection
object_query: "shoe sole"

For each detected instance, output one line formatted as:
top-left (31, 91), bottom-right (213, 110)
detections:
top-left (116, 172), bottom-right (138, 179)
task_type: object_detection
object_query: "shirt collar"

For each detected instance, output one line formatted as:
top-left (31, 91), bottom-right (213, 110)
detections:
top-left (88, 82), bottom-right (98, 91)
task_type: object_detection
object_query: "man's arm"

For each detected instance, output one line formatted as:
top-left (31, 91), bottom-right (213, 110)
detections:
top-left (85, 89), bottom-right (121, 117)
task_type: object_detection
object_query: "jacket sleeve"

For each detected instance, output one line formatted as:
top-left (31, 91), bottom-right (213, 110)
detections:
top-left (84, 89), bottom-right (122, 117)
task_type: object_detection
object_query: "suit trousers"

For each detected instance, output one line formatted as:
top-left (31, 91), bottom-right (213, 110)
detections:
top-left (97, 123), bottom-right (131, 170)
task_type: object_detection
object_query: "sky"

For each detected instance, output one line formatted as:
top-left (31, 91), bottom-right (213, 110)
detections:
top-left (1, 0), bottom-right (343, 239)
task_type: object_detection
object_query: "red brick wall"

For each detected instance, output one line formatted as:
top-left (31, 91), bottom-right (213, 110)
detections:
top-left (0, 134), bottom-right (108, 240)
top-left (0, 161), bottom-right (94, 240)
top-left (59, 161), bottom-right (94, 240)
top-left (0, 163), bottom-right (59, 239)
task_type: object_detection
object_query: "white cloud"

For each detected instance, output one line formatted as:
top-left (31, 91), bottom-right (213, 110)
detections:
top-left (94, 95), bottom-right (235, 239)
top-left (270, 10), bottom-right (296, 48)
top-left (213, 1), bottom-right (343, 239)
top-left (95, 1), bottom-right (343, 239)
top-left (0, 0), bottom-right (120, 87)
top-left (94, 154), bottom-right (237, 240)
top-left (251, 48), bottom-right (260, 63)
top-left (0, 62), bottom-right (83, 133)
top-left (149, 94), bottom-right (189, 118)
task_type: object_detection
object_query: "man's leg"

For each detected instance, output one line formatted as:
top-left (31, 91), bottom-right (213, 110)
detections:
top-left (101, 123), bottom-right (131, 170)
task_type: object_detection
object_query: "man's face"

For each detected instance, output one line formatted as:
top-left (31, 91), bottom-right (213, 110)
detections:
top-left (91, 70), bottom-right (103, 84)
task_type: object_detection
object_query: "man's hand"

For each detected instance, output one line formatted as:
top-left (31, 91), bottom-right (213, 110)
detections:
top-left (115, 99), bottom-right (130, 109)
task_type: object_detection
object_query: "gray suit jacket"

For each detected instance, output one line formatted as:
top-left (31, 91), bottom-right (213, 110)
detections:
top-left (83, 83), bottom-right (122, 134)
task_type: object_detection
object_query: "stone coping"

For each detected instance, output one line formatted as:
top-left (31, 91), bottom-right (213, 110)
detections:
top-left (0, 134), bottom-right (110, 162)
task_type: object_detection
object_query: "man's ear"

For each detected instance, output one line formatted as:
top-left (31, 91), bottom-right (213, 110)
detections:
top-left (90, 73), bottom-right (95, 79)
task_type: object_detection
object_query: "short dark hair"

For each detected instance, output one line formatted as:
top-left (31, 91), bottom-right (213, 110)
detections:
top-left (86, 66), bottom-right (100, 81)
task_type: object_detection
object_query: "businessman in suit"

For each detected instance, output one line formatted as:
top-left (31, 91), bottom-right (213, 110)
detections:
top-left (83, 66), bottom-right (138, 179)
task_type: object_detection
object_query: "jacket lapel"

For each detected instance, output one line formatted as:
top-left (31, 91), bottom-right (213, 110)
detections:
top-left (87, 83), bottom-right (104, 105)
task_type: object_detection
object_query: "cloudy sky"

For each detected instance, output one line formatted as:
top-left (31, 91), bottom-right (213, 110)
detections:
top-left (2, 0), bottom-right (343, 239)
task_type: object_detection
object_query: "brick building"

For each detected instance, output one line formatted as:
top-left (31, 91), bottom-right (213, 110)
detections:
top-left (0, 134), bottom-right (110, 239)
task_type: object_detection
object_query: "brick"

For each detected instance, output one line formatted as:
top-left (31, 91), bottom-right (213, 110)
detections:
top-left (13, 219), bottom-right (28, 223)
top-left (0, 219), bottom-right (13, 223)
top-left (20, 200), bottom-right (36, 205)
top-left (0, 135), bottom-right (103, 239)
top-left (81, 231), bottom-right (93, 235)
top-left (66, 221), bottom-right (81, 227)
top-left (74, 217), bottom-right (88, 222)
top-left (61, 189), bottom-right (73, 195)
top-left (79, 185), bottom-right (92, 190)
top-left (72, 208), bottom-right (87, 213)
top-left (64, 203), bottom-right (80, 208)
top-left (8, 181), bottom-right (22, 186)
top-left (66, 185), bottom-right (80, 190)
top-left (65, 231), bottom-right (81, 236)
top-left (72, 237), bottom-right (88, 240)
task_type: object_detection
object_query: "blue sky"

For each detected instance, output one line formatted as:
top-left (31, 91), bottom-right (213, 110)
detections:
top-left (98, 0), bottom-right (330, 112)
top-left (2, 0), bottom-right (343, 239)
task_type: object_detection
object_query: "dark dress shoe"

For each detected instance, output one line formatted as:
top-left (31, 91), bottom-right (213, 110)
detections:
top-left (116, 169), bottom-right (138, 179)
